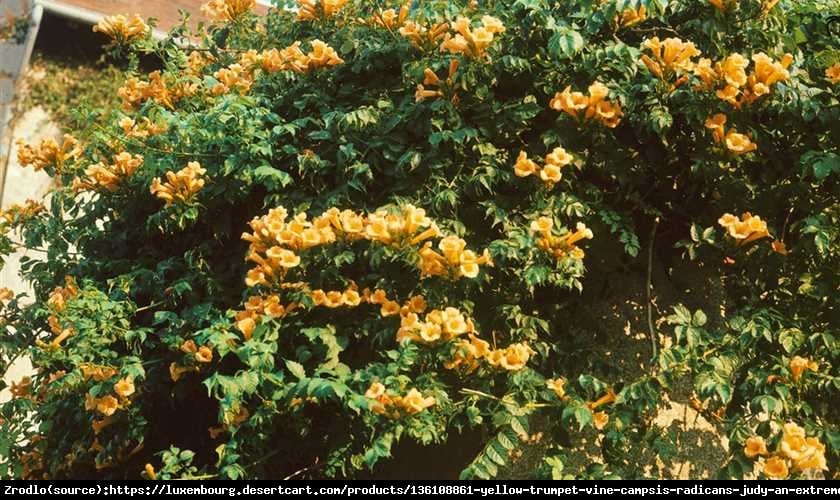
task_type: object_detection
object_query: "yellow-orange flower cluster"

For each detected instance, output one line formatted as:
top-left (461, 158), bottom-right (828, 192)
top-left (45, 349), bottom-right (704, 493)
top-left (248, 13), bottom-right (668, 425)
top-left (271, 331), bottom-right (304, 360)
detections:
top-left (260, 40), bottom-right (344, 75)
top-left (417, 236), bottom-right (492, 279)
top-left (397, 305), bottom-right (475, 344)
top-left (36, 277), bottom-right (79, 350)
top-left (443, 336), bottom-right (536, 373)
top-left (211, 63), bottom-right (254, 96)
top-left (708, 0), bottom-right (737, 12)
top-left (777, 423), bottom-right (828, 474)
top-left (234, 286), bottom-right (427, 341)
top-left (80, 364), bottom-right (117, 382)
top-left (789, 356), bottom-right (818, 382)
top-left (83, 375), bottom-right (136, 433)
top-left (750, 423), bottom-right (828, 478)
top-left (72, 152), bottom-right (144, 192)
top-left (530, 217), bottom-right (593, 260)
top-left (201, 0), bottom-right (255, 22)
top-left (149, 161), bottom-right (207, 207)
top-left (640, 37), bottom-right (701, 85)
top-left (399, 19), bottom-right (450, 50)
top-left (186, 51), bottom-right (212, 76)
top-left (242, 205), bottom-right (487, 287)
top-left (826, 63), bottom-right (840, 85)
top-left (9, 376), bottom-right (31, 399)
top-left (235, 294), bottom-right (295, 340)
top-left (180, 339), bottom-right (214, 363)
top-left (85, 393), bottom-right (118, 417)
top-left (92, 14), bottom-right (148, 42)
top-left (364, 382), bottom-right (436, 418)
top-left (16, 135), bottom-right (81, 171)
top-left (0, 287), bottom-right (13, 304)
top-left (312, 284), bottom-right (418, 316)
top-left (485, 342), bottom-right (535, 371)
top-left (704, 114), bottom-right (757, 155)
top-left (47, 276), bottom-right (78, 314)
top-left (695, 52), bottom-right (792, 108)
top-left (513, 148), bottom-right (573, 186)
top-left (549, 81), bottom-right (622, 128)
top-left (210, 40), bottom-right (344, 95)
top-left (440, 15), bottom-right (505, 59)
top-left (0, 199), bottom-right (45, 226)
top-left (415, 60), bottom-right (459, 103)
top-left (119, 117), bottom-right (167, 138)
top-left (118, 71), bottom-right (196, 110)
top-left (297, 0), bottom-right (348, 21)
top-left (362, 4), bottom-right (409, 30)
top-left (717, 212), bottom-right (770, 246)
top-left (618, 5), bottom-right (646, 28)
top-left (445, 334), bottom-right (490, 373)
top-left (310, 283), bottom-right (364, 309)
top-left (364, 204), bottom-right (439, 247)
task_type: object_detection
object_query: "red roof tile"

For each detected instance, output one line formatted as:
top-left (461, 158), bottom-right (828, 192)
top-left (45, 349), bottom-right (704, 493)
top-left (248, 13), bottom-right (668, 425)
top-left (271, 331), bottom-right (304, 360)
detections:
top-left (46, 0), bottom-right (268, 33)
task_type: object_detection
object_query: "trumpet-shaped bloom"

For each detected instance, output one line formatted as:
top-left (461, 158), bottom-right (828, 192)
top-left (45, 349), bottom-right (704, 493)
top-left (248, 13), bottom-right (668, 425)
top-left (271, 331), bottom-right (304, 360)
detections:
top-left (789, 356), bottom-right (818, 381)
top-left (718, 212), bottom-right (770, 245)
top-left (744, 436), bottom-right (768, 458)
top-left (763, 456), bottom-right (789, 479)
top-left (514, 151), bottom-right (539, 177)
top-left (150, 161), bottom-right (206, 207)
top-left (546, 378), bottom-right (566, 398)
top-left (827, 63), bottom-right (840, 84)
top-left (724, 131), bottom-right (758, 155)
top-left (550, 82), bottom-right (622, 128)
top-left (202, 0), bottom-right (256, 22)
top-left (93, 14), bottom-right (148, 42)
top-left (641, 37), bottom-right (701, 80)
top-left (114, 377), bottom-right (135, 398)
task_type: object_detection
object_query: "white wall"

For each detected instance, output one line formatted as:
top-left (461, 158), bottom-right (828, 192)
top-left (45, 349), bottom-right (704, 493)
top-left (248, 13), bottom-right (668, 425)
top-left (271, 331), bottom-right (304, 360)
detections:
top-left (0, 0), bottom-right (47, 403)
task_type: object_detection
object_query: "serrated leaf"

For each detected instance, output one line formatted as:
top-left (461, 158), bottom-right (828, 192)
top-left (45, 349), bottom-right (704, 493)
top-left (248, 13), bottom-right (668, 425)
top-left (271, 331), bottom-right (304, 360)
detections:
top-left (285, 360), bottom-right (306, 379)
top-left (485, 442), bottom-right (507, 466)
top-left (510, 416), bottom-right (529, 437)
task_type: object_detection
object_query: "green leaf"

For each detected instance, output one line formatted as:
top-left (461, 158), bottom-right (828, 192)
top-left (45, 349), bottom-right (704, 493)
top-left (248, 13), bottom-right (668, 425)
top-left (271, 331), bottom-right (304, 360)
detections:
top-left (549, 28), bottom-right (584, 59)
top-left (485, 442), bottom-right (507, 466)
top-left (690, 224), bottom-right (701, 242)
top-left (778, 328), bottom-right (804, 353)
top-left (497, 430), bottom-right (517, 450)
top-left (510, 415), bottom-right (529, 437)
top-left (669, 305), bottom-right (692, 325)
top-left (285, 360), bottom-right (306, 379)
top-left (574, 406), bottom-right (593, 431)
top-left (253, 165), bottom-right (293, 189)
top-left (693, 310), bottom-right (707, 327)
top-left (545, 456), bottom-right (564, 479)
top-left (813, 153), bottom-right (840, 180)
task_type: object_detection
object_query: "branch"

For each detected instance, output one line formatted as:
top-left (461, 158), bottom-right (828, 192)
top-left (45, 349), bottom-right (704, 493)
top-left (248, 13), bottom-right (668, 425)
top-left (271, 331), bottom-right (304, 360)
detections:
top-left (282, 459), bottom-right (323, 480)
